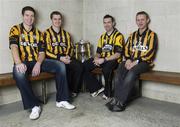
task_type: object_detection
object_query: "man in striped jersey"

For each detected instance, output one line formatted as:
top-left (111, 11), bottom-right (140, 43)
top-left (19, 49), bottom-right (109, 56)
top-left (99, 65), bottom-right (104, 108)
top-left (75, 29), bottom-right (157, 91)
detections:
top-left (83, 15), bottom-right (125, 99)
top-left (43, 11), bottom-right (83, 98)
top-left (9, 6), bottom-right (75, 120)
top-left (106, 11), bottom-right (158, 112)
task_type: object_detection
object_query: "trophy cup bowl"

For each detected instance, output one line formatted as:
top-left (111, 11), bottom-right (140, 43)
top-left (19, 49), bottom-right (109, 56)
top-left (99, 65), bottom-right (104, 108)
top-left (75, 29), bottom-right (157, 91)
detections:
top-left (75, 40), bottom-right (91, 63)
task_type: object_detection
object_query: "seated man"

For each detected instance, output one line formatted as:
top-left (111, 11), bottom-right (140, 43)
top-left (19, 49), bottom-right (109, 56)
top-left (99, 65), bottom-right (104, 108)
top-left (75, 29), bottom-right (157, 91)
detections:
top-left (83, 14), bottom-right (124, 99)
top-left (9, 6), bottom-right (75, 120)
top-left (44, 11), bottom-right (83, 98)
top-left (106, 11), bottom-right (158, 112)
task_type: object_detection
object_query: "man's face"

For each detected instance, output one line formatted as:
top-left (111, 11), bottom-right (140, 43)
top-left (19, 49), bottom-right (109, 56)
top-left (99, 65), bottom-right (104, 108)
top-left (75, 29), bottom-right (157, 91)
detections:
top-left (52, 14), bottom-right (62, 28)
top-left (103, 18), bottom-right (114, 32)
top-left (136, 14), bottom-right (149, 29)
top-left (23, 10), bottom-right (35, 26)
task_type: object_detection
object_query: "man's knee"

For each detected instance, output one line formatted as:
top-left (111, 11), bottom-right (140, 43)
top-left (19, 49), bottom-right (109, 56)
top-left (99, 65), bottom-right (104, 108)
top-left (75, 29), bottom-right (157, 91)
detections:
top-left (77, 63), bottom-right (84, 73)
top-left (83, 58), bottom-right (94, 71)
top-left (72, 61), bottom-right (83, 73)
top-left (13, 68), bottom-right (26, 80)
top-left (125, 70), bottom-right (136, 83)
top-left (102, 65), bottom-right (114, 76)
top-left (55, 62), bottom-right (66, 73)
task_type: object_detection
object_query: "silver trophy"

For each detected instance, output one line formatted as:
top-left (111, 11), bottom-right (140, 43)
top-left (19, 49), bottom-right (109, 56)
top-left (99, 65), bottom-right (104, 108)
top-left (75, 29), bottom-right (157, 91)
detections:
top-left (75, 40), bottom-right (91, 63)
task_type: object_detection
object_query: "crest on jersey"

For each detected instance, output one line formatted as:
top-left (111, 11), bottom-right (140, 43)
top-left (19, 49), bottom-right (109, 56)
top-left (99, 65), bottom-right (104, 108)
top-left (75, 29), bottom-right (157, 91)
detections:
top-left (60, 42), bottom-right (67, 47)
top-left (102, 44), bottom-right (113, 52)
top-left (20, 41), bottom-right (38, 47)
top-left (133, 41), bottom-right (148, 52)
top-left (21, 34), bottom-right (25, 39)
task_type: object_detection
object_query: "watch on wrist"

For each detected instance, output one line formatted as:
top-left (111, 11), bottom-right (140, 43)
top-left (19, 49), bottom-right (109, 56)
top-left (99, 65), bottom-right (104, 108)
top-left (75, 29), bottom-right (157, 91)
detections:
top-left (136, 59), bottom-right (139, 64)
top-left (104, 58), bottom-right (107, 63)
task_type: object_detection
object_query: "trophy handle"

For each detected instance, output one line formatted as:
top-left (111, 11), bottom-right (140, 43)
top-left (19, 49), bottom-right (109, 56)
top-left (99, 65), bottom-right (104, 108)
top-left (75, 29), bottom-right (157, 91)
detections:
top-left (87, 42), bottom-right (91, 59)
top-left (75, 43), bottom-right (79, 60)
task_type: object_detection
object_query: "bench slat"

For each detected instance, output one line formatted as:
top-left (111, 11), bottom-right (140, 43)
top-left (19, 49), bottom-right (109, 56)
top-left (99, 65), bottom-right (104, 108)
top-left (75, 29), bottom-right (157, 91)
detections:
top-left (0, 72), bottom-right (55, 87)
top-left (91, 68), bottom-right (180, 86)
top-left (139, 71), bottom-right (180, 85)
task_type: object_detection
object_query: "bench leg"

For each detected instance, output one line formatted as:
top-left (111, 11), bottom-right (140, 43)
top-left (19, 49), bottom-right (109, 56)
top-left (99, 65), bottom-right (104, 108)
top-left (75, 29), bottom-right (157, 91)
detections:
top-left (107, 71), bottom-right (113, 97)
top-left (97, 74), bottom-right (103, 86)
top-left (139, 80), bottom-right (142, 97)
top-left (42, 80), bottom-right (47, 104)
top-left (81, 80), bottom-right (86, 92)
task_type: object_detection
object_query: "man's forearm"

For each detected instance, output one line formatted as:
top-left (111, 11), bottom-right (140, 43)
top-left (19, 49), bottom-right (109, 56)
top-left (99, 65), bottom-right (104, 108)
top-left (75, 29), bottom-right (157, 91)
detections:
top-left (10, 45), bottom-right (22, 64)
top-left (105, 53), bottom-right (120, 61)
top-left (95, 53), bottom-right (101, 59)
top-left (37, 52), bottom-right (45, 64)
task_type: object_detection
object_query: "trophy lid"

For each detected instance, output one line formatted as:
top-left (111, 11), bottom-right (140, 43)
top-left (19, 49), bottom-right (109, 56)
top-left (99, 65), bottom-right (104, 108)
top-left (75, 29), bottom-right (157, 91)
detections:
top-left (79, 39), bottom-right (85, 44)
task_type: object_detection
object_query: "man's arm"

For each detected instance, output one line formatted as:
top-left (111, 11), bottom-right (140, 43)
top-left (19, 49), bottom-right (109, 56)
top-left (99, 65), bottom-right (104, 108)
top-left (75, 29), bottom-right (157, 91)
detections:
top-left (32, 32), bottom-right (46, 76)
top-left (94, 53), bottom-right (101, 59)
top-left (10, 44), bottom-right (22, 64)
top-left (105, 53), bottom-right (120, 61)
top-left (37, 52), bottom-right (45, 64)
top-left (9, 26), bottom-right (27, 73)
top-left (65, 33), bottom-right (74, 57)
top-left (10, 44), bottom-right (27, 73)
top-left (124, 36), bottom-right (132, 60)
top-left (32, 52), bottom-right (45, 77)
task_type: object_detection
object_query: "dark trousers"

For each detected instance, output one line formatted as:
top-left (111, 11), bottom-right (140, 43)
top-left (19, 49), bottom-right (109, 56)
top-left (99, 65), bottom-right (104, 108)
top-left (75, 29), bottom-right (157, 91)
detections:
top-left (114, 61), bottom-right (150, 105)
top-left (66, 59), bottom-right (83, 93)
top-left (13, 59), bottom-right (69, 109)
top-left (83, 58), bottom-right (118, 96)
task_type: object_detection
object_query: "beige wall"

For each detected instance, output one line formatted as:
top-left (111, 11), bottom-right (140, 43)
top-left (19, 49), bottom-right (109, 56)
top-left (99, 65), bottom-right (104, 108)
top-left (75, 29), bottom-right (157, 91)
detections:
top-left (83, 0), bottom-right (180, 104)
top-left (1, 0), bottom-right (180, 105)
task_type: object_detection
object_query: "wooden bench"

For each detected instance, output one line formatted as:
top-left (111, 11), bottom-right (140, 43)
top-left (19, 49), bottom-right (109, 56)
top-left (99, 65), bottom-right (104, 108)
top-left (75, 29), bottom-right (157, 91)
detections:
top-left (91, 68), bottom-right (180, 97)
top-left (139, 71), bottom-right (180, 96)
top-left (0, 72), bottom-right (55, 104)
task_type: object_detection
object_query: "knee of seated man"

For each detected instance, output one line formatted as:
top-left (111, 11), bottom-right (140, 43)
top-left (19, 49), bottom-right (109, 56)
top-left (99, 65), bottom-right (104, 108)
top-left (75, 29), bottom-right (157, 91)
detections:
top-left (55, 62), bottom-right (66, 73)
top-left (82, 62), bottom-right (92, 72)
top-left (13, 70), bottom-right (26, 80)
top-left (103, 67), bottom-right (113, 75)
top-left (75, 63), bottom-right (84, 72)
top-left (125, 70), bottom-right (137, 82)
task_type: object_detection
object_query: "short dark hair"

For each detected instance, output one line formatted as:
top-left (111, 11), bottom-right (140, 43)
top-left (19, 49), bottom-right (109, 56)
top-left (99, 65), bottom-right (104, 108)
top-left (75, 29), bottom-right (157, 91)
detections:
top-left (50, 11), bottom-right (62, 19)
top-left (103, 14), bottom-right (115, 22)
top-left (22, 6), bottom-right (36, 16)
top-left (136, 11), bottom-right (150, 19)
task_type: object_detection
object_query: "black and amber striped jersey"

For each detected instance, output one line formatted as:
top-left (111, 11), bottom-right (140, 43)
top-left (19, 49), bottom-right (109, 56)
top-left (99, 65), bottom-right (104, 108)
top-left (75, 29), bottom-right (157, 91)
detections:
top-left (43, 26), bottom-right (74, 60)
top-left (9, 23), bottom-right (45, 62)
top-left (125, 28), bottom-right (158, 65)
top-left (96, 28), bottom-right (124, 62)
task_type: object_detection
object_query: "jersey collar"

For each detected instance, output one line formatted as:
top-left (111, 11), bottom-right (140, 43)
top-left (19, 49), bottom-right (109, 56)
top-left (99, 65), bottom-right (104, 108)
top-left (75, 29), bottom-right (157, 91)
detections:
top-left (138, 27), bottom-right (149, 37)
top-left (106, 28), bottom-right (116, 37)
top-left (20, 23), bottom-right (35, 33)
top-left (51, 26), bottom-right (62, 35)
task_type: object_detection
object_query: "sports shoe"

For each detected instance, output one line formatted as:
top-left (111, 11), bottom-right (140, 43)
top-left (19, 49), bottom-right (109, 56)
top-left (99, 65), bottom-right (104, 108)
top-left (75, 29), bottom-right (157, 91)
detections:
top-left (71, 92), bottom-right (78, 98)
top-left (56, 101), bottom-right (76, 110)
top-left (29, 106), bottom-right (41, 120)
top-left (102, 94), bottom-right (109, 100)
top-left (91, 87), bottom-right (105, 97)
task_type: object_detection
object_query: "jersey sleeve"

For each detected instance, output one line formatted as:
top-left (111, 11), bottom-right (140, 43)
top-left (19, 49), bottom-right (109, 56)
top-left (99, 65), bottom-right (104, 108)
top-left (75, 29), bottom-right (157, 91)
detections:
top-left (114, 33), bottom-right (124, 54)
top-left (9, 25), bottom-right (20, 48)
top-left (96, 36), bottom-right (102, 54)
top-left (65, 32), bottom-right (74, 57)
top-left (124, 34), bottom-right (133, 60)
top-left (38, 31), bottom-right (46, 52)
